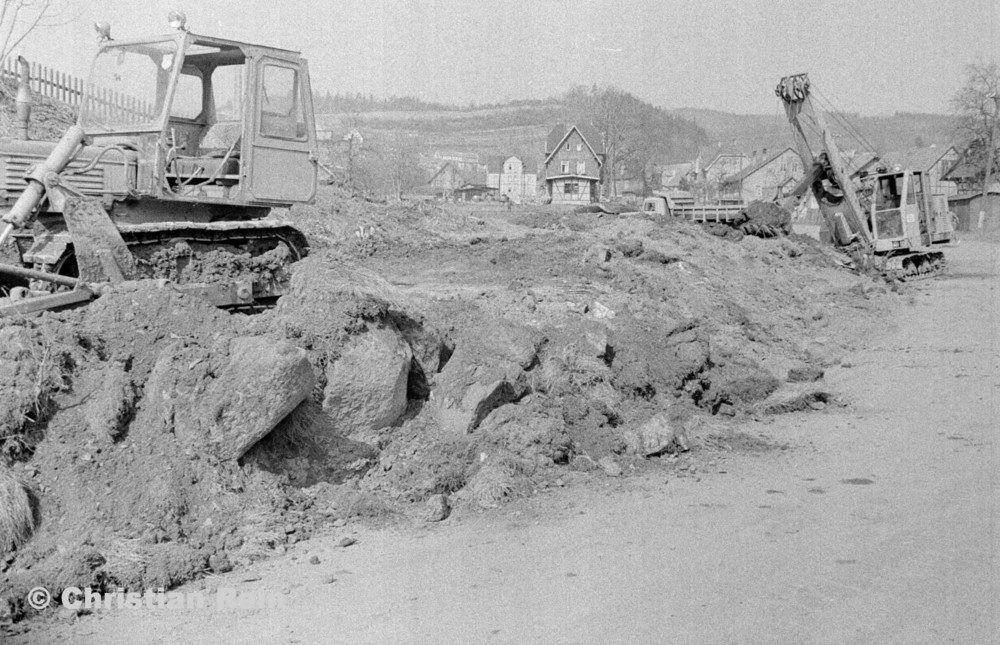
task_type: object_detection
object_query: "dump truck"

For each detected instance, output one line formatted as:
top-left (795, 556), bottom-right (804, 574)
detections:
top-left (641, 192), bottom-right (746, 224)
top-left (775, 73), bottom-right (953, 278)
top-left (0, 13), bottom-right (319, 315)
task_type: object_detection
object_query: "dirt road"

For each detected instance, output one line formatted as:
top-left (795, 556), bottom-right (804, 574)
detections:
top-left (18, 241), bottom-right (997, 644)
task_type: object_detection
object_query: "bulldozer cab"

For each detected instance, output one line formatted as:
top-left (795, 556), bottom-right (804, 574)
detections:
top-left (79, 29), bottom-right (318, 207)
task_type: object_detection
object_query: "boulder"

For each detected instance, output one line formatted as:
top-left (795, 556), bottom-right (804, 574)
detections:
top-left (598, 456), bottom-right (623, 477)
top-left (787, 366), bottom-right (825, 383)
top-left (204, 338), bottom-right (315, 460)
top-left (431, 323), bottom-right (541, 434)
top-left (389, 312), bottom-right (453, 375)
top-left (323, 323), bottom-right (412, 437)
top-left (622, 413), bottom-right (689, 457)
top-left (141, 337), bottom-right (315, 460)
top-left (477, 403), bottom-right (572, 463)
top-left (615, 238), bottom-right (644, 257)
top-left (424, 494), bottom-right (451, 522)
top-left (582, 244), bottom-right (612, 265)
top-left (433, 358), bottom-right (528, 434)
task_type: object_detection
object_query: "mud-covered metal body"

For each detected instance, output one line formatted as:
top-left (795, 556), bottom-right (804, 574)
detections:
top-left (0, 25), bottom-right (319, 312)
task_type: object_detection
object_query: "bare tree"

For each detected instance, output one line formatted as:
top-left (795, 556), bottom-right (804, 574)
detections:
top-left (0, 1), bottom-right (69, 65)
top-left (952, 62), bottom-right (1000, 226)
top-left (381, 130), bottom-right (423, 201)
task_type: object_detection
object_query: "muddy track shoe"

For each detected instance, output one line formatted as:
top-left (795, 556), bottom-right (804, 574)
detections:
top-left (883, 252), bottom-right (945, 281)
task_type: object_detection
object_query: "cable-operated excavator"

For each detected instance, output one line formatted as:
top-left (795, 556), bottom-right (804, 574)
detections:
top-left (0, 12), bottom-right (319, 315)
top-left (775, 73), bottom-right (953, 278)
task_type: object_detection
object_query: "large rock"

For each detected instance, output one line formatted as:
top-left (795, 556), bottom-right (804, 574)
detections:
top-left (142, 336), bottom-right (315, 460)
top-left (322, 322), bottom-right (412, 436)
top-left (202, 338), bottom-right (315, 460)
top-left (433, 355), bottom-right (528, 434)
top-left (389, 312), bottom-right (453, 375)
top-left (477, 402), bottom-right (572, 463)
top-left (431, 323), bottom-right (542, 434)
top-left (622, 413), bottom-right (689, 457)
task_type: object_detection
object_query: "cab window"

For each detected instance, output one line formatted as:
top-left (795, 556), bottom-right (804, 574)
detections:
top-left (260, 64), bottom-right (305, 140)
top-left (172, 70), bottom-right (204, 120)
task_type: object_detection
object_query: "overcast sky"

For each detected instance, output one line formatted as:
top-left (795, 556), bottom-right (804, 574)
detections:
top-left (19, 0), bottom-right (1000, 116)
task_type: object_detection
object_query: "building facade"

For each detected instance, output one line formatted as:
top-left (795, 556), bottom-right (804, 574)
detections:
top-left (487, 156), bottom-right (537, 203)
top-left (543, 124), bottom-right (604, 205)
top-left (720, 147), bottom-right (803, 202)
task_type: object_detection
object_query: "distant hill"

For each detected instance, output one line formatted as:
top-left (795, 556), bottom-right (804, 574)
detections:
top-left (314, 92), bottom-right (962, 175)
top-left (315, 93), bottom-right (709, 172)
top-left (671, 108), bottom-right (960, 159)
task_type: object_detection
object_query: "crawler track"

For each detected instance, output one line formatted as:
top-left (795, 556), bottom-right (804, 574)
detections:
top-left (882, 251), bottom-right (946, 281)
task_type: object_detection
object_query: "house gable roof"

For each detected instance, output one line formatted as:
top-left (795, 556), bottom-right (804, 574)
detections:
top-left (880, 145), bottom-right (958, 172)
top-left (543, 124), bottom-right (604, 167)
top-left (428, 161), bottom-right (456, 184)
top-left (720, 147), bottom-right (795, 185)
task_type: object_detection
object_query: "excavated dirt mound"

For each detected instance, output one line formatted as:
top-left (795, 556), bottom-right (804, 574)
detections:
top-left (0, 186), bottom-right (892, 626)
top-left (740, 201), bottom-right (793, 237)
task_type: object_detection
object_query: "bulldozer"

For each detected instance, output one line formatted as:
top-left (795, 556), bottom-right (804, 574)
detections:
top-left (0, 13), bottom-right (318, 315)
top-left (775, 73), bottom-right (953, 279)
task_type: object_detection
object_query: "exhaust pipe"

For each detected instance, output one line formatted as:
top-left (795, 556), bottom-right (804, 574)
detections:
top-left (14, 56), bottom-right (31, 141)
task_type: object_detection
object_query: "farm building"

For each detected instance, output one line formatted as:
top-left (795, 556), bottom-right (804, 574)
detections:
top-left (948, 186), bottom-right (1000, 231)
top-left (701, 148), bottom-right (750, 184)
top-left (453, 183), bottom-right (497, 202)
top-left (487, 156), bottom-right (537, 204)
top-left (660, 161), bottom-right (698, 191)
top-left (881, 145), bottom-right (960, 196)
top-left (719, 147), bottom-right (803, 202)
top-left (429, 161), bottom-right (488, 200)
top-left (543, 124), bottom-right (604, 205)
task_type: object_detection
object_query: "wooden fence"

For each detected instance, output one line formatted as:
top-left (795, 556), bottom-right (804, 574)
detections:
top-left (1, 57), bottom-right (84, 106)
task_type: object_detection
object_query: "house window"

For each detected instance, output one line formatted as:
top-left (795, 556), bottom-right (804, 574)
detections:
top-left (564, 182), bottom-right (578, 194)
top-left (561, 161), bottom-right (570, 173)
top-left (576, 143), bottom-right (582, 151)
top-left (755, 184), bottom-right (763, 198)
top-left (577, 161), bottom-right (586, 174)
top-left (565, 143), bottom-right (570, 151)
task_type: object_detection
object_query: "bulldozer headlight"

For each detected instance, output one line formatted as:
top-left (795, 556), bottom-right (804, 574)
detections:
top-left (168, 10), bottom-right (187, 31)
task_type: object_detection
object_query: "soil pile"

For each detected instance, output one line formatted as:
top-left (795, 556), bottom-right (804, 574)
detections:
top-left (0, 187), bottom-right (892, 625)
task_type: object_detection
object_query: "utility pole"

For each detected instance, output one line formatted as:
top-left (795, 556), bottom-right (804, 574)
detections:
top-left (978, 90), bottom-right (998, 228)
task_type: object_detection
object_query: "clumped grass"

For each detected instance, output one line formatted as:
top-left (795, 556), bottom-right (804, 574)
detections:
top-left (339, 490), bottom-right (394, 520)
top-left (459, 455), bottom-right (533, 509)
top-left (533, 343), bottom-right (611, 396)
top-left (0, 322), bottom-right (72, 460)
top-left (0, 464), bottom-right (36, 554)
top-left (99, 537), bottom-right (150, 586)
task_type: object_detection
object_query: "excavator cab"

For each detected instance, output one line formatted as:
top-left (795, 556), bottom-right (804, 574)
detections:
top-left (79, 23), bottom-right (318, 208)
top-left (869, 170), bottom-right (929, 252)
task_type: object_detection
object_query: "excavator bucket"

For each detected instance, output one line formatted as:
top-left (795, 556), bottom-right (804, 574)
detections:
top-left (62, 197), bottom-right (137, 283)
